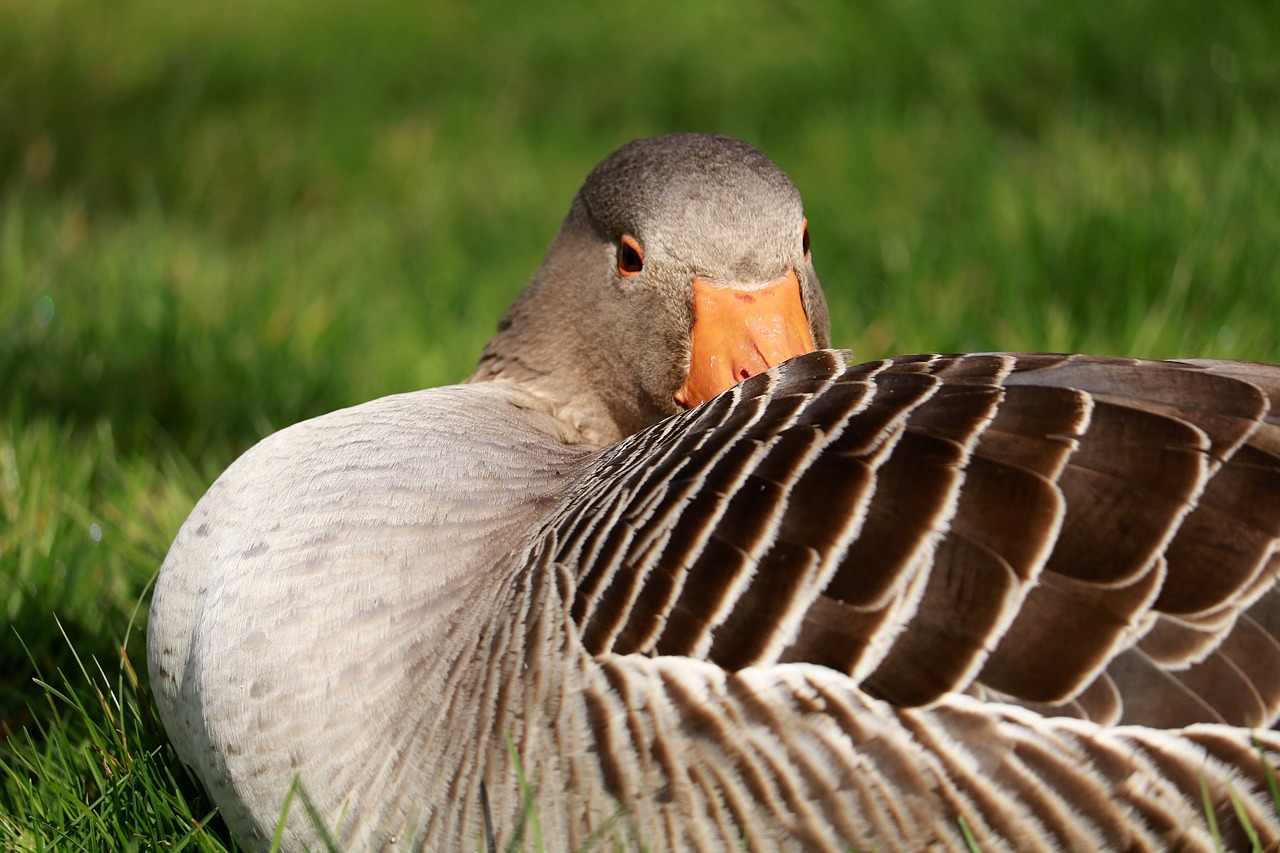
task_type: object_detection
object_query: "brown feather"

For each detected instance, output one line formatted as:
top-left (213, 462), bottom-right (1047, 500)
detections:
top-left (1158, 445), bottom-right (1280, 613)
top-left (550, 351), bottom-right (1280, 729)
top-left (1040, 400), bottom-right (1209, 586)
top-left (1137, 611), bottom-right (1237, 668)
top-left (861, 454), bottom-right (1062, 705)
top-left (980, 559), bottom-right (1166, 702)
top-left (1109, 648), bottom-right (1226, 726)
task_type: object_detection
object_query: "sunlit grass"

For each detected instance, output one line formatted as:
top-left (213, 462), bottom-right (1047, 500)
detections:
top-left (3, 0), bottom-right (1280, 847)
top-left (2, 627), bottom-right (229, 850)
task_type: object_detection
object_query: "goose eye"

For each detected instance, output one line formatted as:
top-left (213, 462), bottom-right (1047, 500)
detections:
top-left (617, 236), bottom-right (644, 276)
top-left (801, 219), bottom-right (811, 258)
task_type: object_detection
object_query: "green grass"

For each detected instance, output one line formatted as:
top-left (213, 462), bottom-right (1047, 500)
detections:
top-left (2, 0), bottom-right (1280, 848)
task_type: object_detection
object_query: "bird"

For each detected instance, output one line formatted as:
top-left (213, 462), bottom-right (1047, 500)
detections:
top-left (148, 133), bottom-right (1280, 852)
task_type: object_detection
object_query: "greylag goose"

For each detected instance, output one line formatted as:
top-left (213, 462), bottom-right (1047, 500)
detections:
top-left (149, 133), bottom-right (1280, 852)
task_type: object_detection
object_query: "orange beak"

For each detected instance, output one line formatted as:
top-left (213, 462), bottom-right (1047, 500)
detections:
top-left (674, 269), bottom-right (818, 409)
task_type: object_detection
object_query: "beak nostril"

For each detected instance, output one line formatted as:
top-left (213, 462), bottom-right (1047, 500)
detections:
top-left (676, 271), bottom-right (817, 409)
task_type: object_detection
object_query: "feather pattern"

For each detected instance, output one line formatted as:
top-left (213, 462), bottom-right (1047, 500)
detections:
top-left (148, 134), bottom-right (1280, 851)
top-left (555, 351), bottom-right (1280, 721)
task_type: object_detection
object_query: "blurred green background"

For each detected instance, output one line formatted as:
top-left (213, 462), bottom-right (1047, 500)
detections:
top-left (2, 0), bottom-right (1279, 846)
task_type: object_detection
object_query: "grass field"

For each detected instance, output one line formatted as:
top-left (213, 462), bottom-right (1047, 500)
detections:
top-left (3, 0), bottom-right (1280, 848)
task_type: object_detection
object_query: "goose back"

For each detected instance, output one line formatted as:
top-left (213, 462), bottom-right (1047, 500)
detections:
top-left (555, 351), bottom-right (1280, 728)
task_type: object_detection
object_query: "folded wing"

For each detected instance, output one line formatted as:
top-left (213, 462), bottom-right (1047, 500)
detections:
top-left (550, 351), bottom-right (1280, 728)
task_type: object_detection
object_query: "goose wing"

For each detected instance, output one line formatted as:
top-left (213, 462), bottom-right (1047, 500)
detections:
top-left (550, 350), bottom-right (1280, 728)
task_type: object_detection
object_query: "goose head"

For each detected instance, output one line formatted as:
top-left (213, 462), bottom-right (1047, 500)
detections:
top-left (470, 134), bottom-right (831, 446)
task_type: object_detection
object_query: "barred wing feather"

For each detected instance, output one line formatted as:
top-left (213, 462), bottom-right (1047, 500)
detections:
top-left (551, 351), bottom-right (1280, 728)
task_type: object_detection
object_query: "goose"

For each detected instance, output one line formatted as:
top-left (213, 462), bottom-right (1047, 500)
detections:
top-left (148, 133), bottom-right (1280, 852)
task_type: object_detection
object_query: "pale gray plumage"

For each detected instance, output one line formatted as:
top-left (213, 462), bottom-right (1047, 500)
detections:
top-left (148, 134), bottom-right (1280, 851)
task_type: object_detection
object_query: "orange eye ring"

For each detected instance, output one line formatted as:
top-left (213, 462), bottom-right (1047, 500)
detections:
top-left (618, 235), bottom-right (644, 276)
